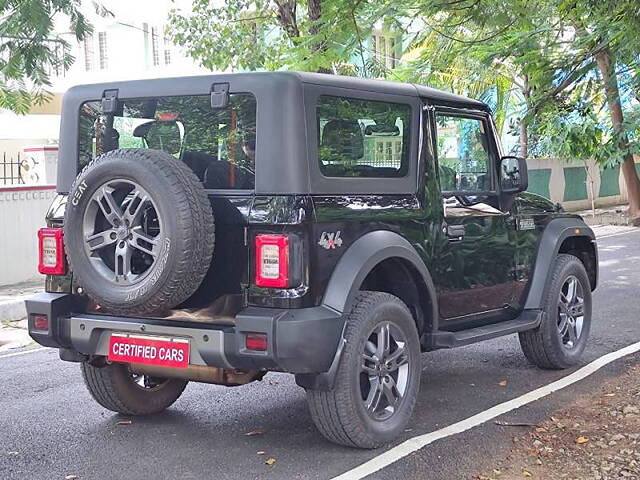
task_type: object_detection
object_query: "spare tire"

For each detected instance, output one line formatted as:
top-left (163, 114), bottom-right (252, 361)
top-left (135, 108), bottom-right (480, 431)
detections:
top-left (64, 149), bottom-right (215, 315)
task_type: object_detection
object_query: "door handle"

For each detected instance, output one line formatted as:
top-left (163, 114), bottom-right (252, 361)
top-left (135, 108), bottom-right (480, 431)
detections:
top-left (446, 224), bottom-right (465, 241)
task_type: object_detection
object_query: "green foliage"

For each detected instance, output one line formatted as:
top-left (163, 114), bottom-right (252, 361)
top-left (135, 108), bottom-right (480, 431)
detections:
top-left (536, 109), bottom-right (609, 164)
top-left (167, 0), bottom-right (640, 179)
top-left (167, 0), bottom-right (379, 73)
top-left (0, 0), bottom-right (96, 113)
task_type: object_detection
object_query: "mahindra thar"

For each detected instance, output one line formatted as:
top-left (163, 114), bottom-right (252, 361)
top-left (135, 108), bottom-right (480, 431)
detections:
top-left (26, 72), bottom-right (597, 448)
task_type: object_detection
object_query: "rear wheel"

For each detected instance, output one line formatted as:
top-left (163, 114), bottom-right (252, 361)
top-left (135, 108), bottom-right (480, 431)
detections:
top-left (306, 291), bottom-right (421, 448)
top-left (81, 362), bottom-right (187, 415)
top-left (519, 254), bottom-right (592, 369)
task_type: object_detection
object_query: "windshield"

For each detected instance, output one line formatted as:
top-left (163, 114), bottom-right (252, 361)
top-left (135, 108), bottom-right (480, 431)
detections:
top-left (79, 93), bottom-right (257, 190)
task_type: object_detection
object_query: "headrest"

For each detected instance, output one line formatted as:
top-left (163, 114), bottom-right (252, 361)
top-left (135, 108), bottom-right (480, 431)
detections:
top-left (321, 119), bottom-right (364, 161)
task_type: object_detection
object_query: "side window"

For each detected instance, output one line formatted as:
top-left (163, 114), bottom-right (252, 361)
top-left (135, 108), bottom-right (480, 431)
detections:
top-left (317, 95), bottom-right (411, 178)
top-left (435, 114), bottom-right (492, 192)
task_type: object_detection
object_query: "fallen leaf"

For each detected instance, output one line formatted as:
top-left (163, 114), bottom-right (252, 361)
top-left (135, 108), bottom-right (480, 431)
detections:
top-left (116, 420), bottom-right (132, 426)
top-left (257, 451), bottom-right (265, 456)
top-left (265, 458), bottom-right (276, 466)
top-left (604, 393), bottom-right (616, 397)
top-left (495, 421), bottom-right (537, 427)
top-left (535, 427), bottom-right (547, 433)
top-left (499, 380), bottom-right (508, 387)
top-left (575, 436), bottom-right (589, 444)
top-left (245, 429), bottom-right (264, 436)
top-left (522, 469), bottom-right (532, 477)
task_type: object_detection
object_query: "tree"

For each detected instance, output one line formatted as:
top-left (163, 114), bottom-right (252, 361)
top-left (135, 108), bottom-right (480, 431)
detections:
top-left (551, 0), bottom-right (640, 217)
top-left (0, 0), bottom-right (96, 113)
top-left (593, 45), bottom-right (640, 216)
top-left (168, 0), bottom-right (360, 73)
top-left (399, 0), bottom-right (640, 216)
top-left (397, 0), bottom-right (603, 158)
top-left (168, 0), bottom-right (640, 215)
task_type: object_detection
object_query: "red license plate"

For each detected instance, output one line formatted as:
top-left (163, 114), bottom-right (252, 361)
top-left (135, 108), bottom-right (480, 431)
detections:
top-left (108, 333), bottom-right (190, 369)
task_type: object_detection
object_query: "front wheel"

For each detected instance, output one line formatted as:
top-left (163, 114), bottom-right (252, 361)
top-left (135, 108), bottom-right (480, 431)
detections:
top-left (306, 291), bottom-right (422, 448)
top-left (519, 254), bottom-right (592, 369)
top-left (81, 362), bottom-right (188, 415)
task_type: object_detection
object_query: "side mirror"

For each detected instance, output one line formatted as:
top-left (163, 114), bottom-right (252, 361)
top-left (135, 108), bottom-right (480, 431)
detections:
top-left (133, 120), bottom-right (184, 156)
top-left (499, 156), bottom-right (528, 194)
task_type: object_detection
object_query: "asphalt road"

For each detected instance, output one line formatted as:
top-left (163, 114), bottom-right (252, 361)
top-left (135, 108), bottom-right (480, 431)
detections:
top-left (2, 227), bottom-right (640, 480)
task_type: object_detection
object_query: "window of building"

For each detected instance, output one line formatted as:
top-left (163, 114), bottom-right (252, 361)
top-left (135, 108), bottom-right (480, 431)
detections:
top-left (317, 95), bottom-right (410, 178)
top-left (151, 27), bottom-right (160, 66)
top-left (151, 26), bottom-right (172, 66)
top-left (98, 32), bottom-right (108, 69)
top-left (163, 36), bottom-right (171, 65)
top-left (84, 34), bottom-right (94, 71)
top-left (372, 31), bottom-right (399, 70)
top-left (435, 115), bottom-right (492, 192)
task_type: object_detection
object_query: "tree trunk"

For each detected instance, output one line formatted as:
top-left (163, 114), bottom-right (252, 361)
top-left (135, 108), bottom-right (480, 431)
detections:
top-left (519, 118), bottom-right (528, 159)
top-left (274, 1), bottom-right (300, 40)
top-left (595, 46), bottom-right (640, 217)
top-left (519, 75), bottom-right (530, 158)
top-left (306, 0), bottom-right (331, 73)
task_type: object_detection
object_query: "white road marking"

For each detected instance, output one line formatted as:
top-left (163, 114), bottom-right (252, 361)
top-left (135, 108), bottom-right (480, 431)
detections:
top-left (596, 229), bottom-right (639, 240)
top-left (0, 347), bottom-right (48, 359)
top-left (332, 340), bottom-right (640, 480)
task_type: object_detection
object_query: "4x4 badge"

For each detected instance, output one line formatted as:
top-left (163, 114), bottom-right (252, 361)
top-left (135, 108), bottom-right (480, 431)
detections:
top-left (319, 231), bottom-right (343, 250)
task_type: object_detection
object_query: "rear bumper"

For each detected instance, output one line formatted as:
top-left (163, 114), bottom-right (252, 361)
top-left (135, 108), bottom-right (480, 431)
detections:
top-left (25, 292), bottom-right (344, 374)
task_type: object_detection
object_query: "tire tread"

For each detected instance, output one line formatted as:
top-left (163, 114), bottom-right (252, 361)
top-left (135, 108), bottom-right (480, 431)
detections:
top-left (307, 292), bottom-right (420, 448)
top-left (519, 254), bottom-right (591, 370)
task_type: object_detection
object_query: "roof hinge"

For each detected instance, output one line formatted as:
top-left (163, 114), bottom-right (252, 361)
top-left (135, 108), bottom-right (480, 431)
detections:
top-left (211, 83), bottom-right (230, 109)
top-left (101, 89), bottom-right (119, 114)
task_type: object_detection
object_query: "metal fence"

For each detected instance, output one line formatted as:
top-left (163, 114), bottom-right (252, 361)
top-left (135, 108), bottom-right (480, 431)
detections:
top-left (1, 153), bottom-right (24, 185)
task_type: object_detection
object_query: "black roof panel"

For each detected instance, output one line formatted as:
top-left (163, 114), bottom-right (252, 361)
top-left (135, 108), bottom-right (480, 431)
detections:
top-left (67, 71), bottom-right (488, 109)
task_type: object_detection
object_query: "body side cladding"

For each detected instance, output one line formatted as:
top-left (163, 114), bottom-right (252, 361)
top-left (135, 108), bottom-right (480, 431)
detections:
top-left (524, 217), bottom-right (597, 310)
top-left (296, 230), bottom-right (438, 391)
top-left (322, 230), bottom-right (437, 319)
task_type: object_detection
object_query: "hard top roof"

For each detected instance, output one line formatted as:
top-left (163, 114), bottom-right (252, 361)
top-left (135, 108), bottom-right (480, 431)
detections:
top-left (68, 71), bottom-right (488, 110)
top-left (292, 71), bottom-right (488, 109)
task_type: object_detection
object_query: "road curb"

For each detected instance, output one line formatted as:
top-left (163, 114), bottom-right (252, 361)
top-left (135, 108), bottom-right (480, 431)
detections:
top-left (0, 297), bottom-right (28, 323)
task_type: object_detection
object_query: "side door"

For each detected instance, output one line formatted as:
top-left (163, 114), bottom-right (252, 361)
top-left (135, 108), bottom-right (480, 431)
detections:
top-left (430, 106), bottom-right (519, 324)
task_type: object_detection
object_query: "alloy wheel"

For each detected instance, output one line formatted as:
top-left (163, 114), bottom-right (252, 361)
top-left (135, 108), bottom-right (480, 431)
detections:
top-left (82, 179), bottom-right (164, 285)
top-left (557, 275), bottom-right (585, 349)
top-left (360, 322), bottom-right (410, 421)
top-left (129, 371), bottom-right (169, 390)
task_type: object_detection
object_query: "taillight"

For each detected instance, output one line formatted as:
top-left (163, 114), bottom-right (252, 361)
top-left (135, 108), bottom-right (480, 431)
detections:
top-left (32, 314), bottom-right (49, 332)
top-left (245, 333), bottom-right (268, 351)
top-left (38, 228), bottom-right (65, 275)
top-left (255, 234), bottom-right (289, 288)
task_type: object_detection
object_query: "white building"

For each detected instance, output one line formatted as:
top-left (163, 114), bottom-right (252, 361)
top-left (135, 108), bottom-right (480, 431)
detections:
top-left (0, 0), bottom-right (208, 181)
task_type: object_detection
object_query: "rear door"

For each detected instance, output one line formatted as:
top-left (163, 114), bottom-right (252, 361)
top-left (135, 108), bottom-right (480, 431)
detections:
top-left (429, 106), bottom-right (519, 324)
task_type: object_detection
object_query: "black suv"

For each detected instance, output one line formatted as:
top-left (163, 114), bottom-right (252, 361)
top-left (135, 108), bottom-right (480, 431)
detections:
top-left (26, 72), bottom-right (597, 448)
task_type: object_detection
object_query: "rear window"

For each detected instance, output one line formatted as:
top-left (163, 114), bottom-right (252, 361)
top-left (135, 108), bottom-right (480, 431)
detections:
top-left (79, 93), bottom-right (256, 190)
top-left (317, 95), bottom-right (411, 178)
